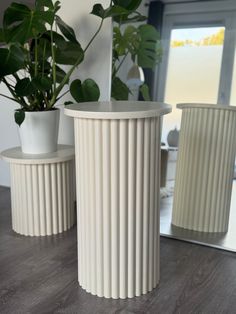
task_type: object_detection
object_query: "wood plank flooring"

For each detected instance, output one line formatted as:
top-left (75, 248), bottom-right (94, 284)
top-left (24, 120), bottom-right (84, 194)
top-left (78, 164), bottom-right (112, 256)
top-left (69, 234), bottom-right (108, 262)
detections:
top-left (1, 185), bottom-right (236, 314)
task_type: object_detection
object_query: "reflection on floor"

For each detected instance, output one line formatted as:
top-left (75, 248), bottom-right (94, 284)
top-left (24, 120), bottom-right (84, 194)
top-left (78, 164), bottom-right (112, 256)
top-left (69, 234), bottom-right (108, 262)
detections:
top-left (160, 180), bottom-right (236, 252)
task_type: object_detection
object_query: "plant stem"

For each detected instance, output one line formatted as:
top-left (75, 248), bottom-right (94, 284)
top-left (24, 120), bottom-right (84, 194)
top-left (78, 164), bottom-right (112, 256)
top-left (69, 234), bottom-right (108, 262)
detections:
top-left (84, 18), bottom-right (104, 53)
top-left (35, 36), bottom-right (38, 77)
top-left (42, 41), bottom-right (47, 77)
top-left (2, 78), bottom-right (27, 108)
top-left (112, 51), bottom-right (129, 78)
top-left (56, 90), bottom-right (70, 102)
top-left (50, 26), bottom-right (57, 94)
top-left (11, 74), bottom-right (29, 107)
top-left (0, 93), bottom-right (21, 103)
top-left (50, 18), bottom-right (105, 108)
top-left (42, 92), bottom-right (50, 109)
top-left (12, 73), bottom-right (21, 83)
top-left (49, 55), bottom-right (82, 108)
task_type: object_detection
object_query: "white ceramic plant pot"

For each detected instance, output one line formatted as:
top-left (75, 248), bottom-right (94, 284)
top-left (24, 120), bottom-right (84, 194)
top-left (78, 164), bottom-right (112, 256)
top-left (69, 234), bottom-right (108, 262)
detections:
top-left (18, 109), bottom-right (60, 154)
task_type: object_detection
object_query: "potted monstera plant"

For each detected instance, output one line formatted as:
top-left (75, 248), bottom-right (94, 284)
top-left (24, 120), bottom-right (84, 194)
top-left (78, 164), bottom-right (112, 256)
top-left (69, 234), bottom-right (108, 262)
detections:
top-left (0, 0), bottom-right (129, 154)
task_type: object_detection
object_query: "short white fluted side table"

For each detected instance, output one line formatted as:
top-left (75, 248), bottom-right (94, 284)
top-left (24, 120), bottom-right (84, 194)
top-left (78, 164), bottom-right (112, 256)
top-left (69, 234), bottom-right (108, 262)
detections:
top-left (172, 103), bottom-right (236, 233)
top-left (65, 101), bottom-right (171, 299)
top-left (1, 145), bottom-right (75, 236)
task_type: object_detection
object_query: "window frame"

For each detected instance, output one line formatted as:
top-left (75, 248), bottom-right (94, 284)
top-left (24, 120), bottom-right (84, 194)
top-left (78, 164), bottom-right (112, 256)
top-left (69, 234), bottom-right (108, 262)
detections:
top-left (154, 0), bottom-right (236, 106)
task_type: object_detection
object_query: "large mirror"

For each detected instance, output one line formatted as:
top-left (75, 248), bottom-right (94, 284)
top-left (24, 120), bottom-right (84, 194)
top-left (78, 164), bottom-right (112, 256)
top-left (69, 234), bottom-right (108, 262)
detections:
top-left (114, 0), bottom-right (236, 252)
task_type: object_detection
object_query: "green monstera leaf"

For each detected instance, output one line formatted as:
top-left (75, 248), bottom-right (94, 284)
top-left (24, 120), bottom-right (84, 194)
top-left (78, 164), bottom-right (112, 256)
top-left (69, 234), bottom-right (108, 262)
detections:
top-left (14, 110), bottom-right (25, 126)
top-left (55, 15), bottom-right (78, 43)
top-left (0, 45), bottom-right (25, 78)
top-left (0, 28), bottom-right (4, 42)
top-left (113, 25), bottom-right (138, 56)
top-left (91, 3), bottom-right (129, 19)
top-left (3, 2), bottom-right (54, 44)
top-left (32, 76), bottom-right (52, 92)
top-left (55, 41), bottom-right (84, 65)
top-left (15, 78), bottom-right (37, 96)
top-left (35, 0), bottom-right (55, 10)
top-left (70, 79), bottom-right (100, 102)
top-left (112, 0), bottom-right (146, 24)
top-left (55, 66), bottom-right (68, 84)
top-left (136, 24), bottom-right (162, 69)
top-left (111, 77), bottom-right (130, 100)
top-left (113, 0), bottom-right (142, 11)
top-left (113, 24), bottom-right (162, 68)
top-left (15, 76), bottom-right (52, 97)
top-left (140, 83), bottom-right (151, 101)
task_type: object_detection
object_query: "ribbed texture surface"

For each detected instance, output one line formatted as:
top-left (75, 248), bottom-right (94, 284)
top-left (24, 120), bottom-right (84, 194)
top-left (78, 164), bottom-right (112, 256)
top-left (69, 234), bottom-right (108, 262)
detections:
top-left (74, 117), bottom-right (161, 299)
top-left (10, 160), bottom-right (75, 236)
top-left (172, 107), bottom-right (236, 232)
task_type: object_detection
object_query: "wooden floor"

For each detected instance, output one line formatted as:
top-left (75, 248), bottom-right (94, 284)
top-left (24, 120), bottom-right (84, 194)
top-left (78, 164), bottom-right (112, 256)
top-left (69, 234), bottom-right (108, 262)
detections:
top-left (1, 186), bottom-right (236, 314)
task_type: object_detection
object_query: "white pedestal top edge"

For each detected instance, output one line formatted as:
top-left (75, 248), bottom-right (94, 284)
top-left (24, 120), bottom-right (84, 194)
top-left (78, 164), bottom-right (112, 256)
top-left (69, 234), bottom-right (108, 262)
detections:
top-left (1, 144), bottom-right (75, 164)
top-left (64, 101), bottom-right (172, 119)
top-left (177, 103), bottom-right (236, 112)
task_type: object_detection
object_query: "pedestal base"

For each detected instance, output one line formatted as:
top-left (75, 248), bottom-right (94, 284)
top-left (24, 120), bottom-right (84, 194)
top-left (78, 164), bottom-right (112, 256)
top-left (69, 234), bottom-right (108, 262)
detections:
top-left (1, 145), bottom-right (75, 236)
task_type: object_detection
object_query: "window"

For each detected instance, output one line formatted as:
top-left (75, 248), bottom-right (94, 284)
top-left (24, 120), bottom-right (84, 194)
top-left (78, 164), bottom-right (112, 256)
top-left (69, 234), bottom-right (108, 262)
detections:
top-left (155, 1), bottom-right (236, 142)
top-left (163, 27), bottom-right (225, 141)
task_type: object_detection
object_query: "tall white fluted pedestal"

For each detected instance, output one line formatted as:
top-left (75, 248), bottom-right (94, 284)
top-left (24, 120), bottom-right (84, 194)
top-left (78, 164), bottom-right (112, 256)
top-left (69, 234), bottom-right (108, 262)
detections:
top-left (172, 104), bottom-right (236, 233)
top-left (1, 145), bottom-right (75, 236)
top-left (65, 101), bottom-right (171, 299)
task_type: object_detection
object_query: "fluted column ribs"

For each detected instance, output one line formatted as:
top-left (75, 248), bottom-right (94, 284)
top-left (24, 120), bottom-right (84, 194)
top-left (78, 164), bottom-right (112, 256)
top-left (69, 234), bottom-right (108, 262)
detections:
top-left (127, 119), bottom-right (136, 298)
top-left (111, 119), bottom-right (119, 299)
top-left (135, 119), bottom-right (144, 296)
top-left (119, 119), bottom-right (128, 298)
top-left (10, 160), bottom-right (75, 236)
top-left (75, 117), bottom-right (161, 299)
top-left (172, 107), bottom-right (236, 232)
top-left (154, 118), bottom-right (160, 286)
top-left (94, 120), bottom-right (104, 297)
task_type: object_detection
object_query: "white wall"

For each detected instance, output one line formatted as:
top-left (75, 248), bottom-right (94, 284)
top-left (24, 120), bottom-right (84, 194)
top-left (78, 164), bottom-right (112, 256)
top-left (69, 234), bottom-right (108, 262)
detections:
top-left (0, 0), bottom-right (112, 187)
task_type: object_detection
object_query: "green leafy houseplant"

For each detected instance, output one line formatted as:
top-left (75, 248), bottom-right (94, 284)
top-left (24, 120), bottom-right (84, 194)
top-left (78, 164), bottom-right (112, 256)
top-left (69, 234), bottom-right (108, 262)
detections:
top-left (0, 0), bottom-right (130, 126)
top-left (111, 0), bottom-right (162, 101)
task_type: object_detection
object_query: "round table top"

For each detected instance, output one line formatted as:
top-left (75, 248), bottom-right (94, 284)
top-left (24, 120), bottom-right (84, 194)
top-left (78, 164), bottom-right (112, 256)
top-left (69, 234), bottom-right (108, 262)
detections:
top-left (1, 145), bottom-right (75, 165)
top-left (64, 101), bottom-right (172, 119)
top-left (177, 103), bottom-right (236, 112)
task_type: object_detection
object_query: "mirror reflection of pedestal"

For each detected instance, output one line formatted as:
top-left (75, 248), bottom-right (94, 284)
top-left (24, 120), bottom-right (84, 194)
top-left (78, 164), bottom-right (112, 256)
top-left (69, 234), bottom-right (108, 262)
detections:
top-left (160, 181), bottom-right (236, 252)
top-left (160, 104), bottom-right (236, 252)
